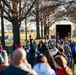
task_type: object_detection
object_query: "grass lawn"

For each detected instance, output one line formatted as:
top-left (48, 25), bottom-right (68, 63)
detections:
top-left (74, 64), bottom-right (76, 75)
top-left (3, 31), bottom-right (45, 45)
top-left (73, 38), bottom-right (76, 42)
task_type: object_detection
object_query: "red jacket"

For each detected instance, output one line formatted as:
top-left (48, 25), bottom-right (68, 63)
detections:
top-left (57, 68), bottom-right (66, 75)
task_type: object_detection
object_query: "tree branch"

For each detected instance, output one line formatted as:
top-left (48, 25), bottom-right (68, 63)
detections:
top-left (20, 1), bottom-right (27, 11)
top-left (3, 16), bottom-right (11, 22)
top-left (19, 0), bottom-right (37, 22)
top-left (1, 0), bottom-right (14, 12)
top-left (3, 8), bottom-right (11, 18)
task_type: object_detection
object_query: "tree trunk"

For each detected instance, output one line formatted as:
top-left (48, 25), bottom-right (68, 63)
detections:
top-left (36, 11), bottom-right (40, 39)
top-left (12, 17), bottom-right (20, 47)
top-left (36, 15), bottom-right (40, 39)
top-left (1, 10), bottom-right (5, 49)
top-left (47, 27), bottom-right (49, 36)
top-left (44, 26), bottom-right (47, 37)
top-left (41, 24), bottom-right (43, 39)
top-left (25, 18), bottom-right (27, 41)
top-left (44, 26), bottom-right (49, 37)
top-left (36, 0), bottom-right (40, 39)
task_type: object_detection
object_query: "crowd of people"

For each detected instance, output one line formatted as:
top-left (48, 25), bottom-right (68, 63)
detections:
top-left (0, 35), bottom-right (75, 75)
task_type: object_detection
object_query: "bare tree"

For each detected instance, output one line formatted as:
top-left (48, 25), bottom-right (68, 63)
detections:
top-left (0, 2), bottom-right (5, 48)
top-left (0, 0), bottom-right (36, 47)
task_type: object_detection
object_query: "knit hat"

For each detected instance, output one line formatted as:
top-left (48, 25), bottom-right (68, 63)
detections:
top-left (17, 44), bottom-right (23, 48)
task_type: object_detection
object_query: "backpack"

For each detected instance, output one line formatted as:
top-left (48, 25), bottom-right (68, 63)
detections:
top-left (71, 43), bottom-right (76, 54)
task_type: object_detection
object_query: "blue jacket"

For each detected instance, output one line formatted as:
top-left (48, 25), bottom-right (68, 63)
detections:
top-left (72, 43), bottom-right (76, 54)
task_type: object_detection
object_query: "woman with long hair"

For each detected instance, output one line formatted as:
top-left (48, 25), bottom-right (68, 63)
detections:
top-left (54, 55), bottom-right (72, 75)
top-left (33, 54), bottom-right (56, 75)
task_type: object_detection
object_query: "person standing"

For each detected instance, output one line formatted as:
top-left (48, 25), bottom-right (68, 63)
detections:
top-left (33, 54), bottom-right (56, 75)
top-left (71, 42), bottom-right (76, 64)
top-left (54, 55), bottom-right (72, 75)
top-left (1, 48), bottom-right (37, 75)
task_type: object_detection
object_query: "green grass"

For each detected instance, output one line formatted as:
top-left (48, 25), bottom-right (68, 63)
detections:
top-left (5, 40), bottom-right (13, 46)
top-left (73, 37), bottom-right (76, 42)
top-left (74, 64), bottom-right (76, 75)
